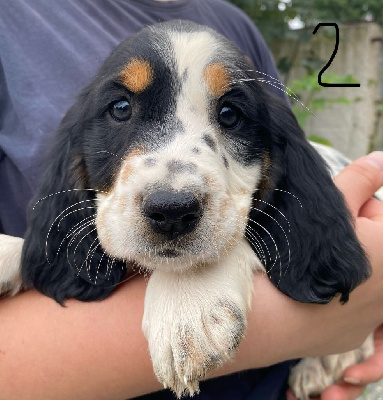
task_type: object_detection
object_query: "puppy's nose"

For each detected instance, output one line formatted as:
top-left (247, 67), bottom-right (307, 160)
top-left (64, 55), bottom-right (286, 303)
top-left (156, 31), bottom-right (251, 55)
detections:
top-left (143, 191), bottom-right (202, 240)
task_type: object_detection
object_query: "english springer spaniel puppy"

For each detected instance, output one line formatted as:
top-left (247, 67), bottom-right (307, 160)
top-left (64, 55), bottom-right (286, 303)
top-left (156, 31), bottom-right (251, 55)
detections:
top-left (0, 20), bottom-right (376, 399)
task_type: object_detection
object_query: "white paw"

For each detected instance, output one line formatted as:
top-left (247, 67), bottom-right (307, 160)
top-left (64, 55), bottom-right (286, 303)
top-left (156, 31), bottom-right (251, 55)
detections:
top-left (142, 238), bottom-right (259, 397)
top-left (144, 292), bottom-right (246, 397)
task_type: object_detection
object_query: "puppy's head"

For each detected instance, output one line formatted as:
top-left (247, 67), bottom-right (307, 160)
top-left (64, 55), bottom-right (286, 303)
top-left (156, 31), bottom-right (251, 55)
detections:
top-left (91, 22), bottom-right (270, 272)
top-left (22, 20), bottom-right (370, 304)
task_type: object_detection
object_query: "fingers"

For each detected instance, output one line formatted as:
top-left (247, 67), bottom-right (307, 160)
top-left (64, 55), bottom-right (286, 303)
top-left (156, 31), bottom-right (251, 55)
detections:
top-left (334, 152), bottom-right (383, 217)
top-left (342, 357), bottom-right (383, 386)
top-left (320, 382), bottom-right (365, 400)
top-left (322, 323), bottom-right (383, 400)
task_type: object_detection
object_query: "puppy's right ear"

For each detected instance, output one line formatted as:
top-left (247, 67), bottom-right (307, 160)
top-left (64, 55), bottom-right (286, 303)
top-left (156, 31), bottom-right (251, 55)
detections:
top-left (21, 89), bottom-right (127, 304)
top-left (248, 96), bottom-right (370, 305)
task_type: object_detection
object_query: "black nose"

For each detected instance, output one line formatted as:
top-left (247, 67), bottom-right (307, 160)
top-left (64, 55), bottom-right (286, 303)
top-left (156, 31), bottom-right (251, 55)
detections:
top-left (143, 191), bottom-right (202, 240)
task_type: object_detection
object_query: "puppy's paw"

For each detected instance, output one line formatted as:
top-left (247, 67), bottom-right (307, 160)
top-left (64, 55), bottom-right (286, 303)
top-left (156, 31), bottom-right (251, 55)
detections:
top-left (147, 297), bottom-right (246, 397)
top-left (143, 264), bottom-right (249, 399)
top-left (143, 238), bottom-right (257, 397)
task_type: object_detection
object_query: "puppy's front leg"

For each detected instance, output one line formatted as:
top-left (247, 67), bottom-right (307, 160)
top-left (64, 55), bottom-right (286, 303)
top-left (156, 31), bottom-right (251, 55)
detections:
top-left (0, 234), bottom-right (24, 295)
top-left (142, 237), bottom-right (261, 398)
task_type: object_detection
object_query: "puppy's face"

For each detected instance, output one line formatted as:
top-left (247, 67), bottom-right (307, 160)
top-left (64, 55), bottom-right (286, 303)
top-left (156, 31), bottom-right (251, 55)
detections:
top-left (83, 22), bottom-right (270, 272)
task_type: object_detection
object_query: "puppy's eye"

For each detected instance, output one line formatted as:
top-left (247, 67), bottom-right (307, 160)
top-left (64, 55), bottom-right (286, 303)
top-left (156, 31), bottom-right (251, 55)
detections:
top-left (218, 104), bottom-right (241, 129)
top-left (109, 99), bottom-right (132, 122)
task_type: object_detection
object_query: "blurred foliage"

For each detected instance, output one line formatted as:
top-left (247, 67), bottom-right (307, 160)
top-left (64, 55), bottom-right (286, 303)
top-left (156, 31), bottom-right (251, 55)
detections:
top-left (307, 135), bottom-right (332, 146)
top-left (227, 0), bottom-right (294, 43)
top-left (288, 72), bottom-right (358, 129)
top-left (228, 0), bottom-right (383, 44)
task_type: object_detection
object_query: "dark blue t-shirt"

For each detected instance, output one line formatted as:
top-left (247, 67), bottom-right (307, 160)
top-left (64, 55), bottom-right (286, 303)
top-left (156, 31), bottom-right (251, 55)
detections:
top-left (0, 0), bottom-right (296, 398)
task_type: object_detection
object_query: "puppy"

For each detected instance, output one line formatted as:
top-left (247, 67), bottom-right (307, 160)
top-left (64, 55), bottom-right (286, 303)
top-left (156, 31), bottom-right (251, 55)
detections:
top-left (0, 20), bottom-right (374, 399)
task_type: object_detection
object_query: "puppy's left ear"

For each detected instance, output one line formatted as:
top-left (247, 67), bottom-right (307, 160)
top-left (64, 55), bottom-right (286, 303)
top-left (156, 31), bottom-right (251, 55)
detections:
top-left (21, 88), bottom-right (128, 304)
top-left (249, 97), bottom-right (371, 304)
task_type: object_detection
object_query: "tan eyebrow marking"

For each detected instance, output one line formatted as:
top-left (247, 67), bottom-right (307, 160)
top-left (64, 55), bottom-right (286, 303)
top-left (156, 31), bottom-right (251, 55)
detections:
top-left (120, 58), bottom-right (154, 93)
top-left (203, 63), bottom-right (230, 97)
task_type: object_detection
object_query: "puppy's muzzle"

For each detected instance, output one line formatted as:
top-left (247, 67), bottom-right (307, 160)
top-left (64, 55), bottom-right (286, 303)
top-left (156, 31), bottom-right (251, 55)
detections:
top-left (143, 191), bottom-right (202, 240)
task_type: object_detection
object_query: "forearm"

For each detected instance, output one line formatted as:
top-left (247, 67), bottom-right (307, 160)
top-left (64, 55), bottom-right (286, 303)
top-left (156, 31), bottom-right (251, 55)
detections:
top-left (0, 278), bottom-right (158, 400)
top-left (0, 269), bottom-right (381, 400)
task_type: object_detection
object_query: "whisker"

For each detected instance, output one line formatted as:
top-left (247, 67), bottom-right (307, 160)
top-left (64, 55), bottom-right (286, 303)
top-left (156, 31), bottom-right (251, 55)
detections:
top-left (253, 71), bottom-right (301, 100)
top-left (235, 69), bottom-right (301, 101)
top-left (105, 257), bottom-right (116, 280)
top-left (57, 205), bottom-right (96, 230)
top-left (33, 189), bottom-right (107, 210)
top-left (94, 248), bottom-right (107, 283)
top-left (252, 230), bottom-right (272, 264)
top-left (257, 77), bottom-right (299, 102)
top-left (234, 217), bottom-right (264, 261)
top-left (84, 237), bottom-right (101, 268)
top-left (68, 226), bottom-right (97, 275)
top-left (56, 215), bottom-right (96, 258)
top-left (274, 189), bottom-right (303, 208)
top-left (244, 220), bottom-right (272, 266)
top-left (45, 200), bottom-right (97, 265)
top-left (251, 200), bottom-right (291, 233)
top-left (230, 69), bottom-right (315, 115)
top-left (244, 227), bottom-right (266, 265)
top-left (95, 150), bottom-right (124, 161)
top-left (234, 69), bottom-right (281, 82)
top-left (261, 81), bottom-right (315, 115)
top-left (252, 188), bottom-right (303, 209)
top-left (246, 218), bottom-right (282, 279)
top-left (249, 208), bottom-right (291, 276)
top-left (82, 238), bottom-right (101, 282)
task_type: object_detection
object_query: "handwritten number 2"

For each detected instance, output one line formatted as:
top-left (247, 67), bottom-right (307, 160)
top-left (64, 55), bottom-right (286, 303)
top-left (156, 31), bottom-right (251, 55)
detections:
top-left (313, 23), bottom-right (360, 88)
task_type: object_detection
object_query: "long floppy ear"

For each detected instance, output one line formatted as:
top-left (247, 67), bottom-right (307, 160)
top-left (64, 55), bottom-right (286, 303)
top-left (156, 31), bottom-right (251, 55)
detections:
top-left (248, 97), bottom-right (371, 304)
top-left (21, 89), bottom-right (128, 304)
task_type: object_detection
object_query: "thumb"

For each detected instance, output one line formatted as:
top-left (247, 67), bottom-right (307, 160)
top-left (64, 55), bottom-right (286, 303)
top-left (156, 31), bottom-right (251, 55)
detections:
top-left (333, 152), bottom-right (383, 217)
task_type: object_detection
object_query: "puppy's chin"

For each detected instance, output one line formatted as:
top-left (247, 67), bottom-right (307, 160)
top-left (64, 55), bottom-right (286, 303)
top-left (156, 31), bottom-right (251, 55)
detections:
top-left (133, 251), bottom-right (216, 273)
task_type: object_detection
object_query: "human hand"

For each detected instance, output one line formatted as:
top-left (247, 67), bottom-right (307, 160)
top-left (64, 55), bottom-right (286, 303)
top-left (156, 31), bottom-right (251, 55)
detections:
top-left (320, 323), bottom-right (383, 400)
top-left (287, 151), bottom-right (383, 400)
top-left (286, 324), bottom-right (383, 400)
top-left (336, 151), bottom-right (383, 264)
top-left (323, 152), bottom-right (383, 400)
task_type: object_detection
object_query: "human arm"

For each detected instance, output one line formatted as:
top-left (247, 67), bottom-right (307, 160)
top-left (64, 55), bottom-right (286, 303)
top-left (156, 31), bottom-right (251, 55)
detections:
top-left (0, 273), bottom-right (368, 400)
top-left (0, 277), bottom-right (381, 400)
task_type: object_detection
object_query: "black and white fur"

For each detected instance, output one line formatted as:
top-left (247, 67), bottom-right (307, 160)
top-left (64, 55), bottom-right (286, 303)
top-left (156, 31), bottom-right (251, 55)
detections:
top-left (0, 21), bottom-right (376, 399)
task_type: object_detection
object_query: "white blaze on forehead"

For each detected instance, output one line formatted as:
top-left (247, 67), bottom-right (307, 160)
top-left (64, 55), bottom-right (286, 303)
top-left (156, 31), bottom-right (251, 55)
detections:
top-left (165, 29), bottom-right (262, 207)
top-left (169, 30), bottom-right (230, 97)
top-left (168, 31), bottom-right (224, 142)
top-left (170, 31), bottom-right (219, 77)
